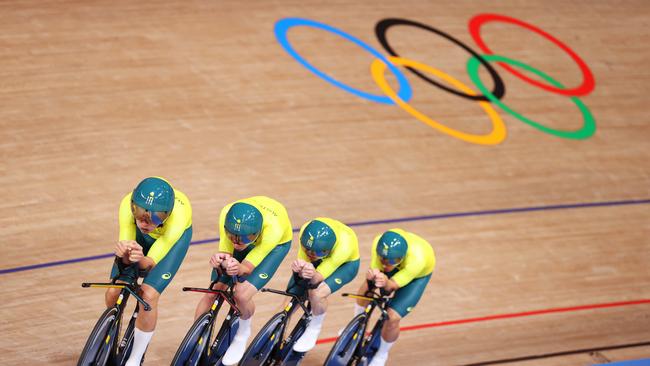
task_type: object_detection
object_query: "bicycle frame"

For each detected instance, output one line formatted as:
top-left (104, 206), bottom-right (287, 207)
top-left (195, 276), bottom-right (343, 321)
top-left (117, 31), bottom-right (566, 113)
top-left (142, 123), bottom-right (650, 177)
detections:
top-left (173, 276), bottom-right (241, 366)
top-left (240, 273), bottom-right (314, 366)
top-left (264, 287), bottom-right (310, 361)
top-left (78, 257), bottom-right (151, 366)
top-left (336, 282), bottom-right (391, 365)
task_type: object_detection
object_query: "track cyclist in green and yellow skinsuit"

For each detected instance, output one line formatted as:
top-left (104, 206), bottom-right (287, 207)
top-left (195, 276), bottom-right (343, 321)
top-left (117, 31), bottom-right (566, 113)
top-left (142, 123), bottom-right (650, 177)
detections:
top-left (106, 177), bottom-right (193, 366)
top-left (193, 196), bottom-right (292, 366)
top-left (286, 218), bottom-right (360, 352)
top-left (356, 229), bottom-right (435, 366)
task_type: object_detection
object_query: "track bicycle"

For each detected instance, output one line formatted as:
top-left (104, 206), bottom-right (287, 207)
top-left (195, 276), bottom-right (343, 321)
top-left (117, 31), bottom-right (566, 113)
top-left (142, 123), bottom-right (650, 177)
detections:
top-left (239, 273), bottom-right (317, 366)
top-left (323, 281), bottom-right (392, 366)
top-left (77, 256), bottom-right (151, 366)
top-left (170, 269), bottom-right (240, 366)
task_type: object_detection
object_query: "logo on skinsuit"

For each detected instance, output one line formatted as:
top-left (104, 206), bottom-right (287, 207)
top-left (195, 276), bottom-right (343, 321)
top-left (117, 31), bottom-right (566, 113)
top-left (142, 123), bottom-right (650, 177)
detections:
top-left (407, 306), bottom-right (413, 312)
top-left (259, 273), bottom-right (269, 279)
top-left (162, 272), bottom-right (172, 280)
top-left (334, 278), bottom-right (342, 285)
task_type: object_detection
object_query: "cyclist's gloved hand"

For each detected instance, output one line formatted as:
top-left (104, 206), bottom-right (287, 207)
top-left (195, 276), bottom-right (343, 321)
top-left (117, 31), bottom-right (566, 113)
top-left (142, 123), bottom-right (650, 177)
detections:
top-left (127, 243), bottom-right (144, 263)
top-left (115, 240), bottom-right (137, 260)
top-left (299, 262), bottom-right (315, 280)
top-left (291, 259), bottom-right (307, 273)
top-left (373, 272), bottom-right (387, 288)
top-left (210, 252), bottom-right (230, 269)
top-left (224, 257), bottom-right (240, 276)
top-left (366, 268), bottom-right (382, 281)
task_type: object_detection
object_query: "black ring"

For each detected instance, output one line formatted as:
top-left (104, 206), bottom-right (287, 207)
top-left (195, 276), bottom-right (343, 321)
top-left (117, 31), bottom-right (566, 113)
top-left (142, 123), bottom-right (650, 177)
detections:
top-left (375, 18), bottom-right (506, 102)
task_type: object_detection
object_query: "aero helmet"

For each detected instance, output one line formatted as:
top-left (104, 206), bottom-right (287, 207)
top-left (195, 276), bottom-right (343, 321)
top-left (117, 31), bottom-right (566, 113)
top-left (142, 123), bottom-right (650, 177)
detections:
top-left (300, 219), bottom-right (337, 258)
top-left (224, 202), bottom-right (263, 245)
top-left (131, 177), bottom-right (175, 226)
top-left (376, 230), bottom-right (408, 265)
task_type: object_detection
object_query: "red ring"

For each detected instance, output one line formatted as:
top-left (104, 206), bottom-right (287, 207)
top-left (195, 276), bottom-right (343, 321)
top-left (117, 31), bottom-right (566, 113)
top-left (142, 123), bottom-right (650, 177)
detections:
top-left (469, 13), bottom-right (595, 96)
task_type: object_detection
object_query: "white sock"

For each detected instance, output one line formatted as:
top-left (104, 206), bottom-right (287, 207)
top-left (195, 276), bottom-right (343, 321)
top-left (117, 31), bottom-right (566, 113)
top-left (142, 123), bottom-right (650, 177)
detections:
top-left (375, 337), bottom-right (395, 359)
top-left (308, 312), bottom-right (325, 330)
top-left (222, 317), bottom-right (253, 365)
top-left (235, 316), bottom-right (252, 339)
top-left (125, 328), bottom-right (154, 366)
top-left (353, 303), bottom-right (365, 316)
top-left (293, 313), bottom-right (326, 352)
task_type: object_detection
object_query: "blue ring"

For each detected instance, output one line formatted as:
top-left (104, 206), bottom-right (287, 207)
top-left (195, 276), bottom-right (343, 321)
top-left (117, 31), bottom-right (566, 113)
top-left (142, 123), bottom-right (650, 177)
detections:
top-left (274, 18), bottom-right (412, 105)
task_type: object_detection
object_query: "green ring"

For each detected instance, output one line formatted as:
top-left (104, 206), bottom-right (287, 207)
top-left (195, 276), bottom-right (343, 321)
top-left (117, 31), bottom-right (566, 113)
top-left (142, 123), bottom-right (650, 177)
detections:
top-left (467, 54), bottom-right (596, 139)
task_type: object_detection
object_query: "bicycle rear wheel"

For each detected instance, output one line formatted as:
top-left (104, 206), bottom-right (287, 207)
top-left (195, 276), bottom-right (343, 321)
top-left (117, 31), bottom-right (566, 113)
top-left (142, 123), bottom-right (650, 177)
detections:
top-left (277, 314), bottom-right (310, 366)
top-left (358, 321), bottom-right (382, 366)
top-left (239, 313), bottom-right (286, 366)
top-left (77, 307), bottom-right (120, 366)
top-left (202, 314), bottom-right (239, 366)
top-left (324, 314), bottom-right (367, 366)
top-left (171, 312), bottom-right (213, 366)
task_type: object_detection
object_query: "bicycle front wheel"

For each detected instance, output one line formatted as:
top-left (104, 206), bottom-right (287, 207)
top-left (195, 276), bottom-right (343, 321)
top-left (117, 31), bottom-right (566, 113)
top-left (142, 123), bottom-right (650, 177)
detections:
top-left (324, 314), bottom-right (367, 366)
top-left (239, 313), bottom-right (286, 366)
top-left (77, 307), bottom-right (120, 366)
top-left (171, 312), bottom-right (213, 366)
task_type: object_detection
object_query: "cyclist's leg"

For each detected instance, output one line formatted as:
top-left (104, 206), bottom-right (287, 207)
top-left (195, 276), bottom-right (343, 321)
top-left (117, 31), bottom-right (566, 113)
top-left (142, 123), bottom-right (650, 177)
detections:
top-left (317, 259), bottom-right (360, 313)
top-left (196, 243), bottom-right (252, 318)
top-left (370, 273), bottom-right (432, 366)
top-left (234, 240), bottom-right (291, 318)
top-left (124, 284), bottom-right (159, 366)
top-left (294, 259), bottom-right (360, 352)
top-left (194, 268), bottom-right (230, 319)
top-left (105, 261), bottom-right (138, 307)
top-left (105, 286), bottom-right (122, 307)
top-left (105, 227), bottom-right (157, 307)
top-left (125, 226), bottom-right (192, 366)
top-left (222, 241), bottom-right (291, 365)
top-left (279, 270), bottom-right (308, 312)
top-left (355, 265), bottom-right (390, 315)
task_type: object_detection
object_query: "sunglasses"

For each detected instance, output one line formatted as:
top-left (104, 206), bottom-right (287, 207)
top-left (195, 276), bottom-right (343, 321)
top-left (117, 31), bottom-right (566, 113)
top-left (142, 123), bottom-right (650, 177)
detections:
top-left (380, 256), bottom-right (403, 266)
top-left (150, 212), bottom-right (167, 226)
top-left (132, 204), bottom-right (168, 227)
top-left (226, 231), bottom-right (260, 246)
top-left (303, 247), bottom-right (331, 259)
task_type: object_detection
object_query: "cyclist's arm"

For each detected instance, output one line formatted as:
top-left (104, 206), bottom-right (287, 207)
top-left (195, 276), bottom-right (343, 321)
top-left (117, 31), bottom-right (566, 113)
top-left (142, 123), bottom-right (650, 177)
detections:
top-left (147, 201), bottom-right (191, 262)
top-left (308, 270), bottom-right (324, 285)
top-left (117, 194), bottom-right (139, 265)
top-left (243, 229), bottom-right (283, 274)
top-left (144, 227), bottom-right (183, 270)
top-left (238, 259), bottom-right (255, 277)
top-left (137, 256), bottom-right (156, 271)
top-left (390, 260), bottom-right (426, 290)
top-left (383, 278), bottom-right (401, 292)
top-left (313, 248), bottom-right (348, 285)
top-left (118, 194), bottom-right (137, 240)
top-left (218, 204), bottom-right (235, 255)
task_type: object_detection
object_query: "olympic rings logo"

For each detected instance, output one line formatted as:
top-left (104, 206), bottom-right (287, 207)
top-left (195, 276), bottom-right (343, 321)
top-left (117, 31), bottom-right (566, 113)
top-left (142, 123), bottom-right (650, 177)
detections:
top-left (274, 14), bottom-right (597, 145)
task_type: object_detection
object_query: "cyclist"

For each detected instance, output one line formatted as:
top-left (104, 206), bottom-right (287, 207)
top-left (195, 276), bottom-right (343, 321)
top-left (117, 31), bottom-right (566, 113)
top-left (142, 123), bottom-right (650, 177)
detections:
top-left (355, 229), bottom-right (435, 366)
top-left (287, 218), bottom-right (360, 352)
top-left (106, 177), bottom-right (193, 366)
top-left (193, 196), bottom-right (292, 365)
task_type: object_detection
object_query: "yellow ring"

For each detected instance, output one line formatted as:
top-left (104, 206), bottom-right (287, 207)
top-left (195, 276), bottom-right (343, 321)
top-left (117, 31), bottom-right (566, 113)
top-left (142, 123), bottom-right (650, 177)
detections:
top-left (371, 56), bottom-right (507, 145)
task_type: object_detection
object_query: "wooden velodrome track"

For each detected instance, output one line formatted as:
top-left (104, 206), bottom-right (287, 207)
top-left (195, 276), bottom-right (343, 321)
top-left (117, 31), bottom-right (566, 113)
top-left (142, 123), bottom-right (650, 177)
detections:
top-left (1, 0), bottom-right (649, 365)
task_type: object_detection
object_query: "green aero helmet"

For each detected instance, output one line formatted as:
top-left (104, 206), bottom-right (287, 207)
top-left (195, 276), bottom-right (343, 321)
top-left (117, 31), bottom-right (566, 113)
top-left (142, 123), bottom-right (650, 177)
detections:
top-left (300, 219), bottom-right (337, 258)
top-left (376, 230), bottom-right (408, 265)
top-left (131, 177), bottom-right (175, 225)
top-left (224, 202), bottom-right (263, 245)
